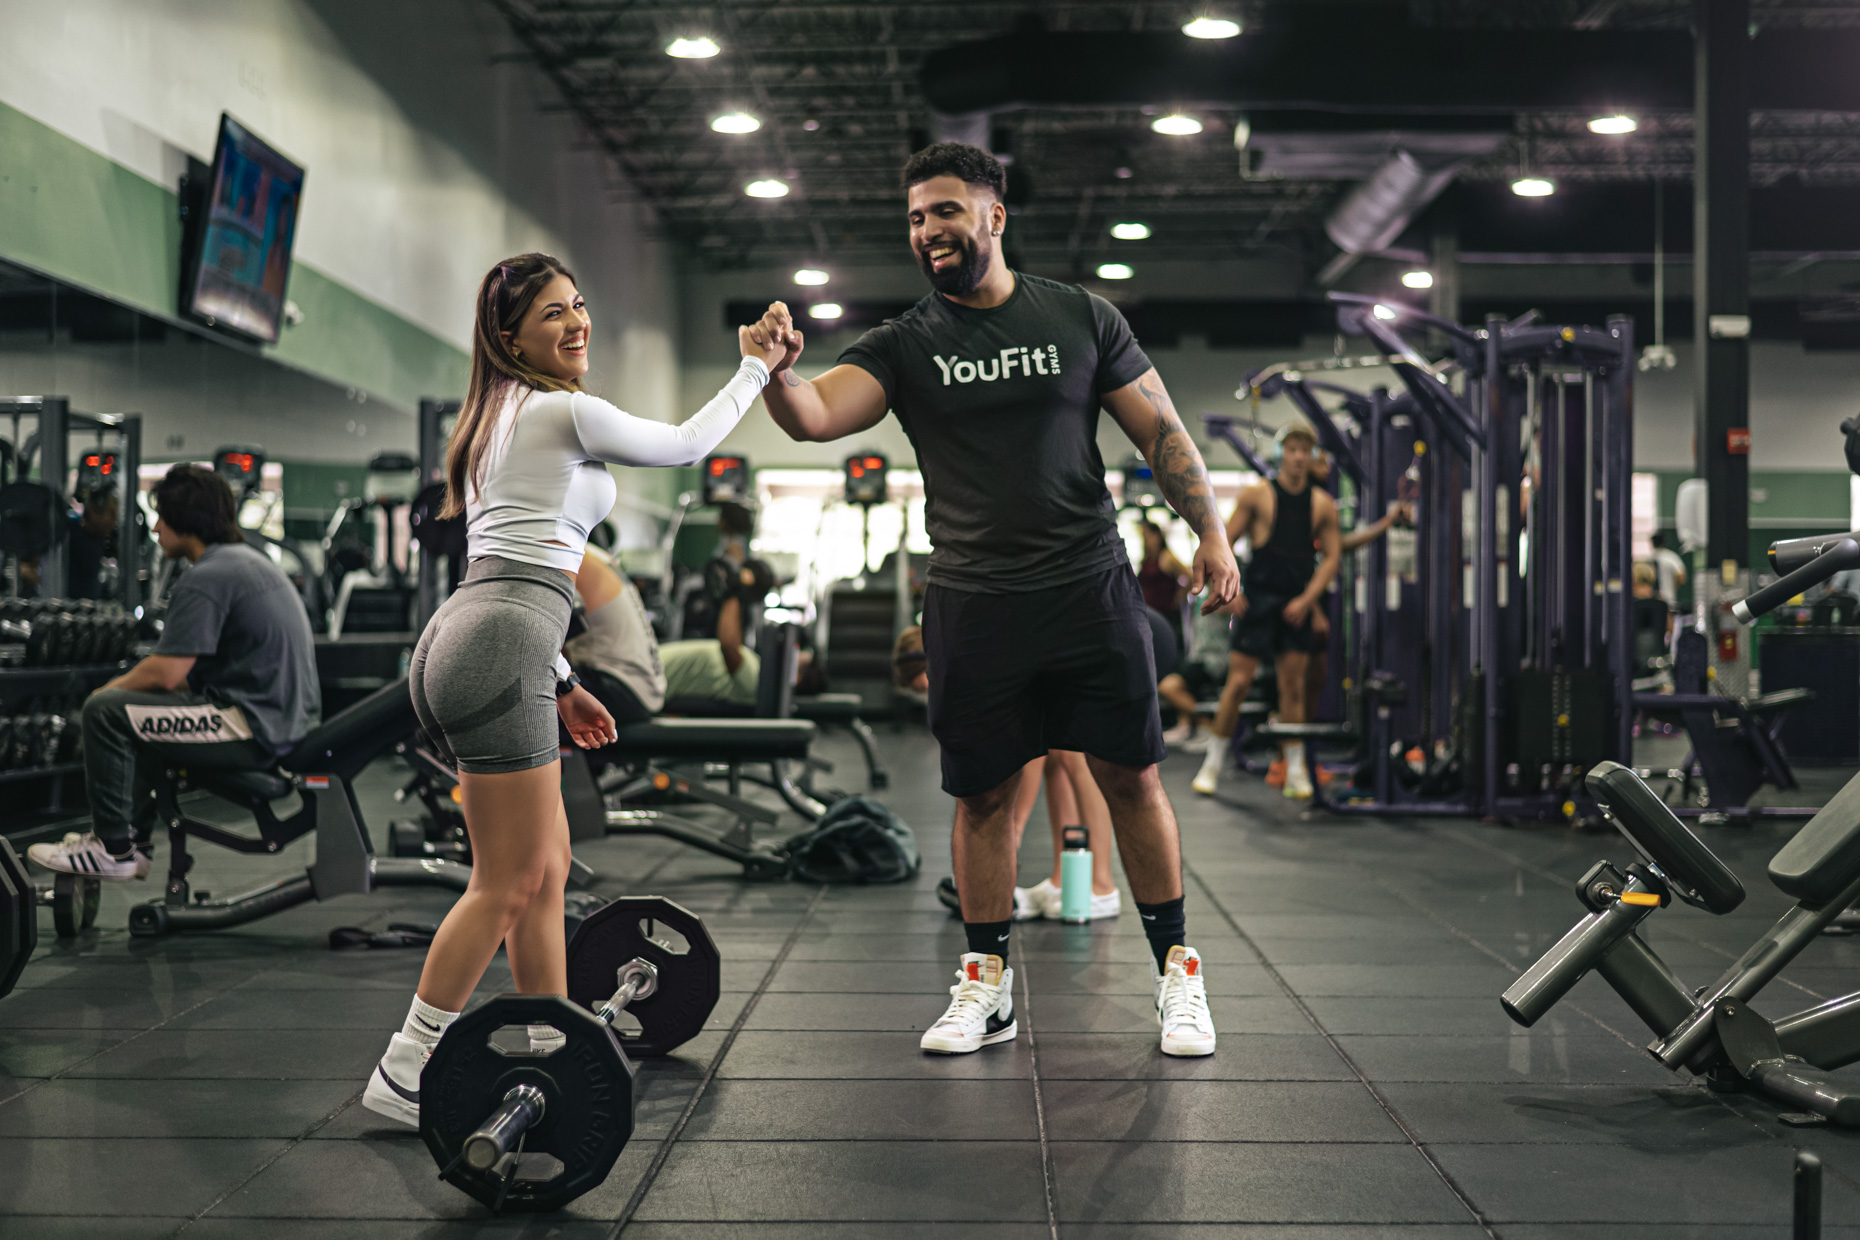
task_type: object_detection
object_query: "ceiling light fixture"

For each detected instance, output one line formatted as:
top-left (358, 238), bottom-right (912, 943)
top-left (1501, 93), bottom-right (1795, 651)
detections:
top-left (745, 179), bottom-right (789, 198)
top-left (1588, 114), bottom-right (1637, 135)
top-left (1511, 176), bottom-right (1555, 197)
top-left (808, 303), bottom-right (843, 320)
top-left (793, 269), bottom-right (829, 286)
top-left (1401, 270), bottom-right (1434, 289)
top-left (1110, 222), bottom-right (1152, 240)
top-left (710, 112), bottom-right (760, 134)
top-left (1096, 263), bottom-right (1135, 280)
top-left (1182, 17), bottom-right (1242, 38)
top-left (665, 37), bottom-right (719, 58)
top-left (1151, 114), bottom-right (1203, 137)
top-left (1372, 304), bottom-right (1399, 321)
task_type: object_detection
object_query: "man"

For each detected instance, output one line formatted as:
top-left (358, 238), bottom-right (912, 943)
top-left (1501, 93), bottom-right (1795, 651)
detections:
top-left (1192, 423), bottom-right (1340, 801)
top-left (567, 547), bottom-right (666, 728)
top-left (747, 141), bottom-right (1239, 1059)
top-left (28, 465), bottom-right (319, 879)
top-left (67, 486), bottom-right (120, 600)
top-left (1649, 531), bottom-right (1688, 610)
top-left (658, 561), bottom-right (771, 713)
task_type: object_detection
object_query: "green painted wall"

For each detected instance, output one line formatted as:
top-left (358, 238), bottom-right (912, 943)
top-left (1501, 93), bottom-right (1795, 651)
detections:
top-left (0, 100), bottom-right (467, 408)
top-left (1649, 468), bottom-right (1851, 570)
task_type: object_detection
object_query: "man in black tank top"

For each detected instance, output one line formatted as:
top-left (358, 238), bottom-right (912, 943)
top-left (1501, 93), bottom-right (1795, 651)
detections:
top-left (1192, 424), bottom-right (1340, 800)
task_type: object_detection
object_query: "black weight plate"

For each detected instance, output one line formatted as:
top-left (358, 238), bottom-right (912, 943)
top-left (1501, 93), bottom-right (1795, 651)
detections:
top-left (80, 874), bottom-right (99, 929)
top-left (566, 896), bottom-right (719, 1057)
top-left (422, 993), bottom-right (634, 1213)
top-left (52, 873), bottom-right (79, 938)
top-left (0, 838), bottom-right (35, 998)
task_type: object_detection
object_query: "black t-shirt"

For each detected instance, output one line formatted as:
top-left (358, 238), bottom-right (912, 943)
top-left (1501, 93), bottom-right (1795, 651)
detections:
top-left (838, 273), bottom-right (1153, 593)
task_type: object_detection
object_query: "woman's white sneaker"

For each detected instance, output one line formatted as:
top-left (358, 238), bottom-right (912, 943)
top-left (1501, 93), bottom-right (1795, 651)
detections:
top-left (1152, 945), bottom-right (1217, 1057)
top-left (1035, 881), bottom-right (1122, 921)
top-left (1011, 883), bottom-right (1048, 921)
top-left (361, 1032), bottom-right (430, 1127)
top-left (921, 953), bottom-right (1017, 1054)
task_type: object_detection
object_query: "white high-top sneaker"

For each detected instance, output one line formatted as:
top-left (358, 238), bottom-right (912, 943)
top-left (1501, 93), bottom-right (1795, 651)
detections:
top-left (1152, 945), bottom-right (1217, 1057)
top-left (1192, 743), bottom-right (1225, 795)
top-left (1283, 741), bottom-right (1314, 800)
top-left (920, 953), bottom-right (1017, 1054)
top-left (361, 1033), bottom-right (431, 1127)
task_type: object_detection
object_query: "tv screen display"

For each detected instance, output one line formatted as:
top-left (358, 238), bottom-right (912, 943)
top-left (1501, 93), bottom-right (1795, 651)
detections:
top-left (183, 114), bottom-right (304, 344)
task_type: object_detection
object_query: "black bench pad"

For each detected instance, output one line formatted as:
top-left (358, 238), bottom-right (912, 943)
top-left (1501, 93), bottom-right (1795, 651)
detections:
top-left (793, 693), bottom-right (864, 722)
top-left (1586, 761), bottom-right (1745, 914)
top-left (197, 768), bottom-right (295, 803)
top-left (282, 678), bottom-right (418, 779)
top-left (1770, 771), bottom-right (1860, 903)
top-left (602, 718), bottom-right (816, 762)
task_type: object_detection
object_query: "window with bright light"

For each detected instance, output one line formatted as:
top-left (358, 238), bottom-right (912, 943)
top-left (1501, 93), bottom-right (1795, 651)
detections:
top-left (1632, 471), bottom-right (1658, 559)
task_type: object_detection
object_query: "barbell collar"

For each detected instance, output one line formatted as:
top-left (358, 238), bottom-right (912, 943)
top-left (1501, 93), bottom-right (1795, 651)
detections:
top-left (463, 1083), bottom-right (546, 1173)
top-left (596, 957), bottom-right (659, 1026)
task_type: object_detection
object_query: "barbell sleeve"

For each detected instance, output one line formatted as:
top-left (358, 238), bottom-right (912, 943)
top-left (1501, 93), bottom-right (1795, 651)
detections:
top-left (463, 1084), bottom-right (546, 1173)
top-left (595, 958), bottom-right (659, 1027)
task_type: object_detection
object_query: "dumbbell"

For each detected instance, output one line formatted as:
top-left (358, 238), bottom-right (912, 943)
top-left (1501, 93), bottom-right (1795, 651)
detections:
top-left (421, 895), bottom-right (720, 1214)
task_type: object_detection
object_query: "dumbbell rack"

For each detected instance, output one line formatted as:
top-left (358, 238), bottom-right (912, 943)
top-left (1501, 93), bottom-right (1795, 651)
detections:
top-left (0, 658), bottom-right (132, 810)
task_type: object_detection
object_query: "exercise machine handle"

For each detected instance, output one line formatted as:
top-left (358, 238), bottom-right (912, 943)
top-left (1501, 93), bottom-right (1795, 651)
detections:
top-left (1769, 530), bottom-right (1860, 575)
top-left (1733, 538), bottom-right (1860, 624)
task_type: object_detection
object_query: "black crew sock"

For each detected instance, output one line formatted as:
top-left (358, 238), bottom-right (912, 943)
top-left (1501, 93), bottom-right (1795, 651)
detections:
top-left (1136, 897), bottom-right (1187, 971)
top-left (963, 919), bottom-right (1012, 964)
top-left (103, 839), bottom-right (135, 861)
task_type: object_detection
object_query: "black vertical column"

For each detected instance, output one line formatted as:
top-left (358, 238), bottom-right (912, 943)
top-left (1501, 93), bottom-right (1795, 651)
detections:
top-left (1694, 0), bottom-right (1751, 575)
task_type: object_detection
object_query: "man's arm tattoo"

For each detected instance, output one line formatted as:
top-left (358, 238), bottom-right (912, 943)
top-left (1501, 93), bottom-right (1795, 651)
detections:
top-left (782, 370), bottom-right (803, 387)
top-left (1140, 377), bottom-right (1220, 534)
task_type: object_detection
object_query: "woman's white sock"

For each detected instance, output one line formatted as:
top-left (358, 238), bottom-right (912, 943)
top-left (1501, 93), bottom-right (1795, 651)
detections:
top-left (402, 995), bottom-right (460, 1048)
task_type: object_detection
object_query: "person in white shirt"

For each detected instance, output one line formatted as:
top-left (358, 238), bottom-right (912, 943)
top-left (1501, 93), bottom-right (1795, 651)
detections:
top-left (1650, 531), bottom-right (1689, 609)
top-left (363, 251), bottom-right (782, 1127)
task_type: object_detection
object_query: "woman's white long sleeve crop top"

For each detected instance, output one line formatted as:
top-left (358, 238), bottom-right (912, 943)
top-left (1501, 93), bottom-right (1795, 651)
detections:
top-left (466, 356), bottom-right (768, 573)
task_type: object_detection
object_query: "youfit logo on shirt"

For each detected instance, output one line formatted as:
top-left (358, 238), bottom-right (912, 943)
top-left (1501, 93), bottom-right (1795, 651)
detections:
top-left (930, 345), bottom-right (1062, 386)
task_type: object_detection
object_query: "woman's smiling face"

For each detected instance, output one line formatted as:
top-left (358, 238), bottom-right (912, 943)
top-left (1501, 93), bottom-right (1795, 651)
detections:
top-left (506, 273), bottom-right (590, 383)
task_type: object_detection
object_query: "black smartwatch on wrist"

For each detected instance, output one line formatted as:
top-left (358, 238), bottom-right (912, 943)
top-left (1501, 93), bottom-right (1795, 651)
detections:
top-left (555, 672), bottom-right (581, 698)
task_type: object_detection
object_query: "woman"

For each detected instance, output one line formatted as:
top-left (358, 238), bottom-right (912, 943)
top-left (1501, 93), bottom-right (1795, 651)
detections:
top-left (363, 252), bottom-right (781, 1125)
top-left (1136, 521), bottom-right (1189, 655)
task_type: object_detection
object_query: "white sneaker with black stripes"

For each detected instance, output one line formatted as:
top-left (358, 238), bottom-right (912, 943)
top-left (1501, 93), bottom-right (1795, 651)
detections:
top-left (361, 1032), bottom-right (430, 1127)
top-left (27, 832), bottom-right (144, 880)
top-left (920, 952), bottom-right (1016, 1055)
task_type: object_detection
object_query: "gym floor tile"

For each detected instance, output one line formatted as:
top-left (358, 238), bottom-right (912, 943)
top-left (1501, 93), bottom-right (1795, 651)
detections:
top-left (0, 1136), bottom-right (288, 1216)
top-left (1031, 992), bottom-right (1312, 1035)
top-left (621, 1226), bottom-right (1050, 1240)
top-left (0, 1076), bottom-right (357, 1138)
top-left (631, 1139), bottom-right (1047, 1222)
top-left (1222, 914), bottom-right (1476, 940)
top-left (1429, 1141), bottom-right (1860, 1223)
top-left (181, 1221), bottom-right (621, 1240)
top-left (1019, 958), bottom-right (1278, 996)
top-left (1300, 996), bottom-right (1613, 1038)
top-left (0, 985), bottom-right (225, 1030)
top-left (165, 986), bottom-right (416, 1029)
top-left (0, 1218), bottom-right (181, 1240)
top-left (1041, 1078), bottom-right (1403, 1142)
top-left (1049, 1141), bottom-right (1475, 1223)
top-left (741, 990), bottom-right (949, 1031)
top-left (681, 1078), bottom-right (1038, 1140)
top-left (1268, 963), bottom-right (1522, 998)
top-left (1374, 1080), bottom-right (1753, 1145)
top-left (1057, 1228), bottom-right (1492, 1239)
top-left (1035, 1033), bottom-right (1353, 1081)
top-left (0, 1028), bottom-right (139, 1079)
top-left (716, 1029), bottom-right (1033, 1079)
top-left (1246, 935), bottom-right (1502, 967)
top-left (1497, 1228), bottom-right (1860, 1239)
top-left (72, 1028), bottom-right (386, 1079)
top-left (1330, 1033), bottom-right (1677, 1085)
top-left (207, 1132), bottom-right (655, 1220)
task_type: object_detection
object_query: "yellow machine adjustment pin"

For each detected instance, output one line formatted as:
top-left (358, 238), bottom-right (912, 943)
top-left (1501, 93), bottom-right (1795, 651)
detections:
top-left (1620, 891), bottom-right (1662, 907)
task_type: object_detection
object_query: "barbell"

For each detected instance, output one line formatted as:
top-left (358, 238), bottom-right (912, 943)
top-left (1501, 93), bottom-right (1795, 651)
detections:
top-left (421, 895), bottom-right (720, 1213)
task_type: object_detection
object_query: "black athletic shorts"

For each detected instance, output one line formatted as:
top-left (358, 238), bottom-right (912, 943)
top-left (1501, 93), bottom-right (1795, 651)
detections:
top-left (1230, 592), bottom-right (1320, 661)
top-left (1175, 661), bottom-right (1220, 700)
top-left (923, 565), bottom-right (1166, 797)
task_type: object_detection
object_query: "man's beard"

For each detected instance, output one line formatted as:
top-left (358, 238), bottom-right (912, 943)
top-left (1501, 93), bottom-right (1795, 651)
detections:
top-left (919, 235), bottom-right (991, 296)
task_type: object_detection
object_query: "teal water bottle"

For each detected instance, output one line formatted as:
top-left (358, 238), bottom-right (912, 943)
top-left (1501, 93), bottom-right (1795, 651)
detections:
top-left (1059, 826), bottom-right (1092, 923)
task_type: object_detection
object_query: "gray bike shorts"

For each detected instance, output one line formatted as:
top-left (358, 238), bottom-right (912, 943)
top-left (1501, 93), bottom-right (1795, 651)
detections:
top-left (410, 555), bottom-right (574, 775)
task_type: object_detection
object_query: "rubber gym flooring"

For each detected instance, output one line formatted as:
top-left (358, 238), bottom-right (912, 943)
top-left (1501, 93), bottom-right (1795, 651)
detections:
top-left (4, 724), bottom-right (1860, 1238)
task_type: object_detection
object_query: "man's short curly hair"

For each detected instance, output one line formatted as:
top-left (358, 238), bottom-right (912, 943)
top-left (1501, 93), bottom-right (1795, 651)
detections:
top-left (901, 142), bottom-right (1007, 201)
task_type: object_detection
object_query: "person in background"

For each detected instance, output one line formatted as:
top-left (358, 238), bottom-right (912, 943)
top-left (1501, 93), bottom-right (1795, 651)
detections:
top-left (1136, 521), bottom-right (1190, 655)
top-left (67, 487), bottom-right (120, 601)
top-left (567, 547), bottom-right (665, 727)
top-left (660, 560), bottom-right (774, 712)
top-left (1649, 531), bottom-right (1688, 610)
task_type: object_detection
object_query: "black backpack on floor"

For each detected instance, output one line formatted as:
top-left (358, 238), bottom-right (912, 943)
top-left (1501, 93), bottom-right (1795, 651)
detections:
top-left (783, 795), bottom-right (920, 884)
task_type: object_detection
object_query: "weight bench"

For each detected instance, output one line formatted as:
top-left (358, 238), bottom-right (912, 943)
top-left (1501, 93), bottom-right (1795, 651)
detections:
top-left (131, 678), bottom-right (471, 935)
top-left (563, 718), bottom-right (815, 880)
top-left (1503, 760), bottom-right (1860, 1125)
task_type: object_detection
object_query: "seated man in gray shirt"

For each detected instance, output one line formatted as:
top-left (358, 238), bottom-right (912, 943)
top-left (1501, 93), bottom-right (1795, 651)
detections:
top-left (567, 547), bottom-right (666, 727)
top-left (28, 465), bottom-right (319, 880)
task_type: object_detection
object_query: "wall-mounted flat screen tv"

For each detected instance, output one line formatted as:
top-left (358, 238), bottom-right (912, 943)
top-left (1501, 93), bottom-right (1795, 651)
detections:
top-left (180, 114), bottom-right (304, 344)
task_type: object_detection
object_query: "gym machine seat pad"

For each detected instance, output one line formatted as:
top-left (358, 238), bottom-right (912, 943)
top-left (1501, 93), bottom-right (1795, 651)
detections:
top-left (1769, 772), bottom-right (1860, 904)
top-left (1585, 761), bottom-right (1746, 914)
top-left (603, 718), bottom-right (815, 762)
